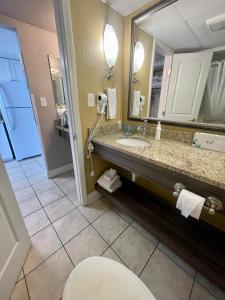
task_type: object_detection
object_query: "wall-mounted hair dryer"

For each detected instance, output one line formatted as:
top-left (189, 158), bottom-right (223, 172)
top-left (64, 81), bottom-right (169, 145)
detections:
top-left (97, 93), bottom-right (108, 114)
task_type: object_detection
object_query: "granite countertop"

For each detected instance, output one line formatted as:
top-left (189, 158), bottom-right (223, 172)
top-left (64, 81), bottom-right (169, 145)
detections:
top-left (93, 132), bottom-right (225, 190)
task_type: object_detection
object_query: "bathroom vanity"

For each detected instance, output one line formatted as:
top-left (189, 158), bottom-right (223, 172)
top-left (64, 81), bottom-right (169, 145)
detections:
top-left (93, 130), bottom-right (225, 291)
top-left (91, 0), bottom-right (225, 291)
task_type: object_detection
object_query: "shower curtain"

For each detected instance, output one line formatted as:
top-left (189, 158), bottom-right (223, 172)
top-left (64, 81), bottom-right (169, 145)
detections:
top-left (202, 61), bottom-right (225, 122)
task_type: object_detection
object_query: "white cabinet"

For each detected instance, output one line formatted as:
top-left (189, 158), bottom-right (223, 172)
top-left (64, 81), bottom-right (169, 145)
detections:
top-left (0, 58), bottom-right (25, 82)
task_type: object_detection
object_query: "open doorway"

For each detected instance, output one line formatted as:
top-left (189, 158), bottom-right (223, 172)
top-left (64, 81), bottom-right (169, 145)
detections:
top-left (0, 0), bottom-right (84, 232)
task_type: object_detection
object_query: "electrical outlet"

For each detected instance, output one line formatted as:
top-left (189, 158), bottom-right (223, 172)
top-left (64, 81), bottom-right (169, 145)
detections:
top-left (40, 97), bottom-right (47, 107)
top-left (87, 93), bottom-right (95, 107)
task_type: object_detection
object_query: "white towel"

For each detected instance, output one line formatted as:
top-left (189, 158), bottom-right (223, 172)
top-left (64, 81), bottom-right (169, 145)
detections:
top-left (132, 90), bottom-right (141, 116)
top-left (176, 189), bottom-right (205, 220)
top-left (107, 88), bottom-right (117, 119)
top-left (104, 169), bottom-right (117, 181)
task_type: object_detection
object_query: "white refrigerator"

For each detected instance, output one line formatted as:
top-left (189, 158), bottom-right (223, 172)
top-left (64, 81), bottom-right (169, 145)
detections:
top-left (0, 59), bottom-right (42, 160)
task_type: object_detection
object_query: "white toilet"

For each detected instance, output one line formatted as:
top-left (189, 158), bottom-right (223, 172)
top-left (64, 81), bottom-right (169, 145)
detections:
top-left (63, 256), bottom-right (156, 300)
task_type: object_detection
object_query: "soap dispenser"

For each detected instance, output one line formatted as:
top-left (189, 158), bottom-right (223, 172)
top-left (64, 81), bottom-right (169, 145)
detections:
top-left (155, 121), bottom-right (161, 140)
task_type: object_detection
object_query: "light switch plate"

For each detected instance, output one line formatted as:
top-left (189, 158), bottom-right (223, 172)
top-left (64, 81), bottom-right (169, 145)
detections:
top-left (87, 93), bottom-right (95, 107)
top-left (40, 97), bottom-right (47, 107)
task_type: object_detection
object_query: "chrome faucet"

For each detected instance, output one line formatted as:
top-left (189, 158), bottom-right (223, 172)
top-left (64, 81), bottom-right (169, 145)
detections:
top-left (137, 119), bottom-right (148, 136)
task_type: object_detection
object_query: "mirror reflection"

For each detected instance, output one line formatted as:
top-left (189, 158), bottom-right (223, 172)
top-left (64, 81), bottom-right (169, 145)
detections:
top-left (48, 55), bottom-right (66, 117)
top-left (129, 0), bottom-right (225, 126)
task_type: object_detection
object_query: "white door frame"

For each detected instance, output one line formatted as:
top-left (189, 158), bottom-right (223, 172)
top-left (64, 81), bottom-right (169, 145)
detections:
top-left (53, 0), bottom-right (87, 206)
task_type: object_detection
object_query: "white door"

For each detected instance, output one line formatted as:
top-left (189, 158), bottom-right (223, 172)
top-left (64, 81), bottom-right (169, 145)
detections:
top-left (0, 58), bottom-right (12, 82)
top-left (164, 50), bottom-right (213, 122)
top-left (0, 158), bottom-right (30, 300)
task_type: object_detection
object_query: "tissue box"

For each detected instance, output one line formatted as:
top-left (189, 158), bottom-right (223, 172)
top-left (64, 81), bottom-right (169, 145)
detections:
top-left (192, 132), bottom-right (225, 153)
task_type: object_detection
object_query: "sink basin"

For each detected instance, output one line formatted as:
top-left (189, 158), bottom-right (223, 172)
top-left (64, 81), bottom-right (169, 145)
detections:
top-left (115, 138), bottom-right (150, 148)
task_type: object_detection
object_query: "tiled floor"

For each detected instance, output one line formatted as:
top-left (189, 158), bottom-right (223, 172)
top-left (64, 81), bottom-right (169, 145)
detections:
top-left (5, 156), bottom-right (225, 300)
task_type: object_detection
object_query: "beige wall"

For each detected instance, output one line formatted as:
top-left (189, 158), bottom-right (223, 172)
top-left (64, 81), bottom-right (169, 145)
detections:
top-left (70, 0), bottom-right (124, 194)
top-left (133, 26), bottom-right (154, 117)
top-left (0, 14), bottom-right (72, 172)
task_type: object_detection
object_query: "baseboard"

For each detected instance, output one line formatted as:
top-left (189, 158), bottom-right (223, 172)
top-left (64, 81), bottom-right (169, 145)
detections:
top-left (47, 163), bottom-right (73, 178)
top-left (87, 190), bottom-right (102, 205)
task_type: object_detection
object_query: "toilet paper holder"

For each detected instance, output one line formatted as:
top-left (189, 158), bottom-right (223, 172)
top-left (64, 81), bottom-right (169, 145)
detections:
top-left (173, 183), bottom-right (223, 215)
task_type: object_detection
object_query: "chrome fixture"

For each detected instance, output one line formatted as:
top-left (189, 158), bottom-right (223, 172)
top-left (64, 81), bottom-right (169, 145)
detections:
top-left (173, 183), bottom-right (223, 216)
top-left (137, 119), bottom-right (148, 136)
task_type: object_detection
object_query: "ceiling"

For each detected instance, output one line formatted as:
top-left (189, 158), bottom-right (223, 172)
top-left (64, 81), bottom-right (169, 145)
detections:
top-left (0, 0), bottom-right (56, 32)
top-left (103, 0), bottom-right (152, 16)
top-left (138, 0), bottom-right (225, 52)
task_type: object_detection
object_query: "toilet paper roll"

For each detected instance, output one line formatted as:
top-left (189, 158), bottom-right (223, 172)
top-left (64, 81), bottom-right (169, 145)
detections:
top-left (176, 189), bottom-right (205, 220)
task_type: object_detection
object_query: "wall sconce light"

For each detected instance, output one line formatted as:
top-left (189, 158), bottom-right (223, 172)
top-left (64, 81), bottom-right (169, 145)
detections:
top-left (133, 41), bottom-right (145, 74)
top-left (103, 24), bottom-right (119, 70)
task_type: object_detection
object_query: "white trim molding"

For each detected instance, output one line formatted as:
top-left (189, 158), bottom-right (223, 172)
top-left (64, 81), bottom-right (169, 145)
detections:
top-left (47, 163), bottom-right (73, 178)
top-left (87, 190), bottom-right (103, 205)
top-left (53, 0), bottom-right (87, 206)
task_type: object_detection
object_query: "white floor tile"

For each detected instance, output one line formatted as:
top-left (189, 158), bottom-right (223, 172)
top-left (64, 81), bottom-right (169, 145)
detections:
top-left (24, 167), bottom-right (44, 177)
top-left (53, 209), bottom-right (88, 244)
top-left (111, 226), bottom-right (155, 276)
top-left (53, 173), bottom-right (74, 185)
top-left (78, 198), bottom-right (110, 223)
top-left (65, 226), bottom-right (108, 266)
top-left (10, 279), bottom-right (29, 300)
top-left (24, 209), bottom-right (50, 236)
top-left (66, 191), bottom-right (80, 207)
top-left (58, 178), bottom-right (76, 195)
top-left (140, 249), bottom-right (193, 300)
top-left (32, 178), bottom-right (56, 193)
top-left (131, 221), bottom-right (159, 246)
top-left (15, 186), bottom-right (36, 203)
top-left (102, 247), bottom-right (125, 265)
top-left (37, 186), bottom-right (64, 206)
top-left (9, 172), bottom-right (27, 184)
top-left (26, 248), bottom-right (73, 300)
top-left (93, 210), bottom-right (129, 244)
top-left (12, 178), bottom-right (30, 192)
top-left (7, 167), bottom-right (24, 177)
top-left (158, 242), bottom-right (196, 277)
top-left (27, 173), bottom-right (48, 185)
top-left (5, 160), bottom-right (20, 169)
top-left (23, 225), bottom-right (62, 275)
top-left (44, 197), bottom-right (74, 222)
top-left (18, 196), bottom-right (42, 217)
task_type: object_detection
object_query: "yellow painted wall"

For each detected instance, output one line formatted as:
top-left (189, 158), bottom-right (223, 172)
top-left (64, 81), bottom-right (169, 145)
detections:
top-left (133, 26), bottom-right (154, 117)
top-left (69, 0), bottom-right (124, 194)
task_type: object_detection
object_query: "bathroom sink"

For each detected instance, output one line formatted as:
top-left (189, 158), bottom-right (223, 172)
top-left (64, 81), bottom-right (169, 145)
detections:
top-left (115, 138), bottom-right (150, 148)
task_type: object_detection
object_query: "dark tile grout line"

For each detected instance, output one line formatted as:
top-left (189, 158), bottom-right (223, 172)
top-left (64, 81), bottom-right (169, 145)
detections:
top-left (139, 245), bottom-right (158, 278)
top-left (189, 272), bottom-right (197, 300)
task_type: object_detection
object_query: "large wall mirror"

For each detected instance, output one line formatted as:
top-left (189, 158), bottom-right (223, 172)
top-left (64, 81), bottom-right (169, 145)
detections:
top-left (128, 0), bottom-right (225, 130)
top-left (48, 55), bottom-right (66, 117)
